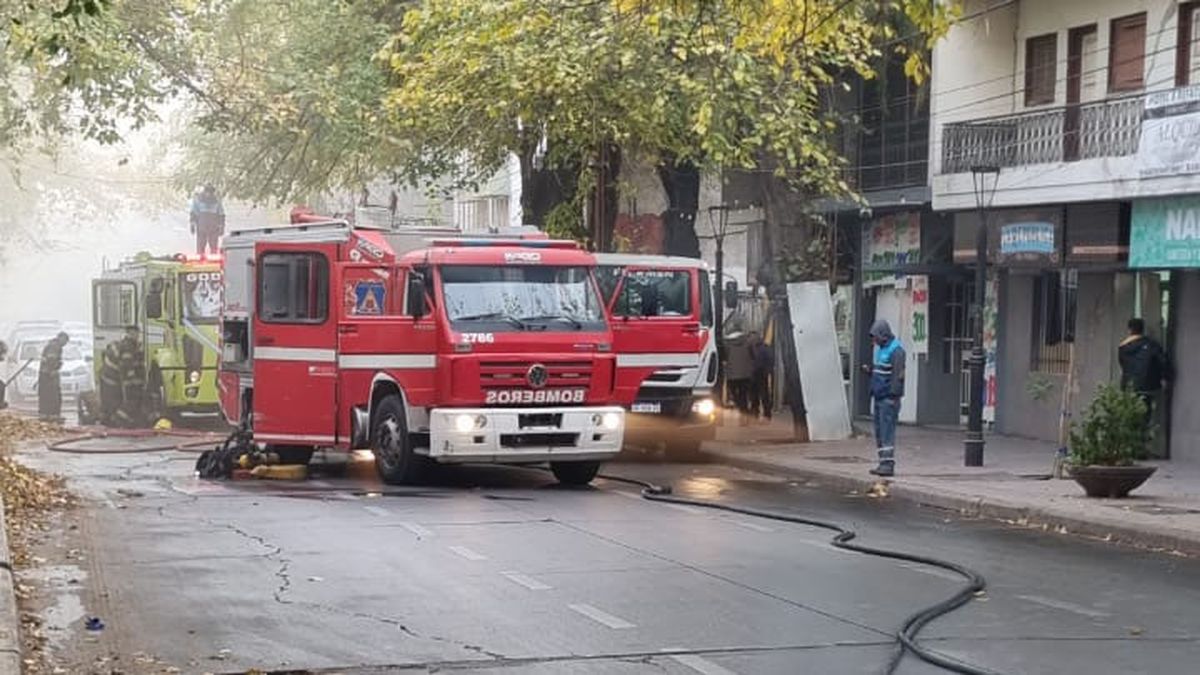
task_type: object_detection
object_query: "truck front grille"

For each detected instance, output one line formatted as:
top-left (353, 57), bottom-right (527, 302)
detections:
top-left (479, 361), bottom-right (593, 388)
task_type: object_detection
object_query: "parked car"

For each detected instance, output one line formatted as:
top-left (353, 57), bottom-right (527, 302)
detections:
top-left (3, 336), bottom-right (93, 406)
top-left (5, 320), bottom-right (62, 346)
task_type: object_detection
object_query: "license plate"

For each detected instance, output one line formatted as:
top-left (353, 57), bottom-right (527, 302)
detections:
top-left (632, 402), bottom-right (662, 414)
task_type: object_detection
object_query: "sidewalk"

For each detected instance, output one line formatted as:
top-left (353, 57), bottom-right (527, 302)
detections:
top-left (703, 413), bottom-right (1200, 557)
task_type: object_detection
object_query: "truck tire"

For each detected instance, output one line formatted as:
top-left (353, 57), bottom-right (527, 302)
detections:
top-left (550, 461), bottom-right (601, 486)
top-left (371, 394), bottom-right (426, 485)
top-left (665, 439), bottom-right (703, 461)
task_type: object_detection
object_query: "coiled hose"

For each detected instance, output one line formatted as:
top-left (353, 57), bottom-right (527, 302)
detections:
top-left (598, 472), bottom-right (1000, 675)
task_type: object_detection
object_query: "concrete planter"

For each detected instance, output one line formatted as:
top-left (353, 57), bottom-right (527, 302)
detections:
top-left (1068, 465), bottom-right (1157, 499)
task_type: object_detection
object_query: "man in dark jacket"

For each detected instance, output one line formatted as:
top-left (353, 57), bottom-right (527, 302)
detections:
top-left (1118, 318), bottom-right (1172, 438)
top-left (37, 332), bottom-right (70, 422)
top-left (862, 319), bottom-right (905, 477)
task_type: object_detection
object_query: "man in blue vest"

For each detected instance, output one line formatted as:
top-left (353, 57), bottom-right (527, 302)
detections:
top-left (864, 319), bottom-right (905, 477)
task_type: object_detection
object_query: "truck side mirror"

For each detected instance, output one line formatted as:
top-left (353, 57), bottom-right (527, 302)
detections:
top-left (724, 280), bottom-right (739, 309)
top-left (145, 278), bottom-right (164, 319)
top-left (406, 273), bottom-right (427, 319)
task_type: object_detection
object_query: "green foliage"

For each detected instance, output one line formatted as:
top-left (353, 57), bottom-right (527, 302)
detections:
top-left (543, 200), bottom-right (587, 245)
top-left (1026, 374), bottom-right (1056, 403)
top-left (1069, 385), bottom-right (1149, 467)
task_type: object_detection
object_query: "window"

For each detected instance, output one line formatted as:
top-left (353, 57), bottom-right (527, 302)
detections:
top-left (94, 282), bottom-right (137, 328)
top-left (613, 270), bottom-right (692, 318)
top-left (1031, 270), bottom-right (1077, 374)
top-left (258, 253), bottom-right (329, 323)
top-left (699, 270), bottom-right (713, 328)
top-left (594, 265), bottom-right (623, 306)
top-left (1024, 33), bottom-right (1058, 106)
top-left (440, 265), bottom-right (606, 332)
top-left (181, 271), bottom-right (223, 323)
top-left (1109, 13), bottom-right (1147, 93)
top-left (1176, 2), bottom-right (1200, 86)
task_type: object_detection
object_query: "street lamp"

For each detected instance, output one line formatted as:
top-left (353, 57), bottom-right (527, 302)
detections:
top-left (965, 165), bottom-right (1000, 467)
top-left (707, 204), bottom-right (732, 342)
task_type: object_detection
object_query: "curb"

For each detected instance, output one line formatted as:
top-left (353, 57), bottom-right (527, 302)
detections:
top-left (708, 451), bottom-right (1200, 558)
top-left (0, 497), bottom-right (20, 675)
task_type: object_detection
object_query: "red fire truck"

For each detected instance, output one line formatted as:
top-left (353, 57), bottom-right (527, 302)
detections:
top-left (217, 219), bottom-right (626, 485)
top-left (595, 254), bottom-right (718, 458)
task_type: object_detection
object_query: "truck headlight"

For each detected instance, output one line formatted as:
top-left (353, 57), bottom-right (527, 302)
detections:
top-left (189, 370), bottom-right (201, 384)
top-left (454, 414), bottom-right (486, 433)
top-left (692, 398), bottom-right (716, 416)
top-left (601, 412), bottom-right (622, 430)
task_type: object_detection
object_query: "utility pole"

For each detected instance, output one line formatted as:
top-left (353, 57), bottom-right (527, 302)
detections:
top-left (966, 165), bottom-right (1000, 467)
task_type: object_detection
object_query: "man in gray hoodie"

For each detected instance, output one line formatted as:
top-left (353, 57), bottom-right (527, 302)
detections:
top-left (862, 319), bottom-right (905, 476)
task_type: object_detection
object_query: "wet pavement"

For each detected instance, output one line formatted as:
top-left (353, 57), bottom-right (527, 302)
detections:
top-left (12, 440), bottom-right (1200, 674)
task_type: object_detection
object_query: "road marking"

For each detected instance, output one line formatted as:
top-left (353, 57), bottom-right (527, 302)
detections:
top-left (1017, 595), bottom-right (1111, 619)
top-left (669, 654), bottom-right (740, 675)
top-left (363, 505), bottom-right (390, 517)
top-left (659, 502), bottom-right (706, 516)
top-left (448, 545), bottom-right (488, 561)
top-left (729, 519), bottom-right (774, 533)
top-left (399, 522), bottom-right (433, 537)
top-left (500, 571), bottom-right (551, 591)
top-left (611, 490), bottom-right (644, 501)
top-left (568, 603), bottom-right (636, 629)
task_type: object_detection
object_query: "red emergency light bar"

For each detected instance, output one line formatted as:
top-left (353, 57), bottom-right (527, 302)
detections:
top-left (428, 238), bottom-right (578, 250)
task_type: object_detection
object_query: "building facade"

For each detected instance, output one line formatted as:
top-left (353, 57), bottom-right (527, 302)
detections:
top-left (932, 0), bottom-right (1200, 460)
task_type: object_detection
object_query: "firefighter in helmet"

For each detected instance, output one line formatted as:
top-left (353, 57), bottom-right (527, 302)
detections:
top-left (37, 332), bottom-right (70, 422)
top-left (100, 327), bottom-right (146, 427)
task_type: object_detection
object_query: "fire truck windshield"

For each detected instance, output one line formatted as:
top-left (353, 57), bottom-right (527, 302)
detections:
top-left (441, 265), bottom-right (605, 332)
top-left (180, 270), bottom-right (223, 323)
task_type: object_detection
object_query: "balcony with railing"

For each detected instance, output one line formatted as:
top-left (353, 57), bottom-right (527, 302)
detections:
top-left (940, 95), bottom-right (1142, 174)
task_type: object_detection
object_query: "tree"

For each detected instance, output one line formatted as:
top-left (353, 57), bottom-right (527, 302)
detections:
top-left (383, 0), bottom-right (957, 252)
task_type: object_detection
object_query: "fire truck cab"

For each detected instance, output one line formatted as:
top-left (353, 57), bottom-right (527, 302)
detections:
top-left (219, 220), bottom-right (625, 485)
top-left (595, 254), bottom-right (718, 458)
top-left (82, 252), bottom-right (223, 425)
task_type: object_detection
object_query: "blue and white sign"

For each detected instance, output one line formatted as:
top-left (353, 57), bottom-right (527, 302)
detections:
top-left (1000, 221), bottom-right (1057, 263)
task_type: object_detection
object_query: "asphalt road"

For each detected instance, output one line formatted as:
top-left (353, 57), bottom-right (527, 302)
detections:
top-left (14, 442), bottom-right (1200, 675)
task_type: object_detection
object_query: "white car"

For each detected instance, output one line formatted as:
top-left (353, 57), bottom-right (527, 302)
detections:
top-left (3, 337), bottom-right (93, 406)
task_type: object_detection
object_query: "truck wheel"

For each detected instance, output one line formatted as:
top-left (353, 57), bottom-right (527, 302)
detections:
top-left (371, 395), bottom-right (426, 485)
top-left (269, 445), bottom-right (315, 465)
top-left (550, 461), bottom-right (601, 486)
top-left (665, 439), bottom-right (703, 461)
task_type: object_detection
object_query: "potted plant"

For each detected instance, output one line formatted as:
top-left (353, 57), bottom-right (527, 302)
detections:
top-left (1067, 384), bottom-right (1157, 498)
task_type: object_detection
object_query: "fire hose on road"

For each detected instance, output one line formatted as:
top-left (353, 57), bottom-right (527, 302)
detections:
top-left (41, 426), bottom-right (997, 675)
top-left (598, 471), bottom-right (999, 675)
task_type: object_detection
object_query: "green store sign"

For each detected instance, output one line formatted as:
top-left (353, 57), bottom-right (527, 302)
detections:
top-left (1131, 197), bottom-right (1200, 268)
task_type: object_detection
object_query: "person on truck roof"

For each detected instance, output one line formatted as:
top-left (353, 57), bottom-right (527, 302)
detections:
top-left (190, 184), bottom-right (226, 255)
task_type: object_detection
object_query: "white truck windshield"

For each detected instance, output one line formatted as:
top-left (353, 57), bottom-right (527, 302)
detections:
top-left (441, 265), bottom-right (606, 332)
top-left (181, 271), bottom-right (223, 323)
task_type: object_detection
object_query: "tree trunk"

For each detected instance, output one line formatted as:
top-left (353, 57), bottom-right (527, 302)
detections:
top-left (518, 143), bottom-right (578, 229)
top-left (590, 142), bottom-right (622, 252)
top-left (656, 160), bottom-right (702, 258)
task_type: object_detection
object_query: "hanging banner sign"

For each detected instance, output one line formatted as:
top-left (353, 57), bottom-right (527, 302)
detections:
top-left (862, 212), bottom-right (921, 288)
top-left (1138, 84), bottom-right (1200, 179)
top-left (909, 276), bottom-right (929, 355)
